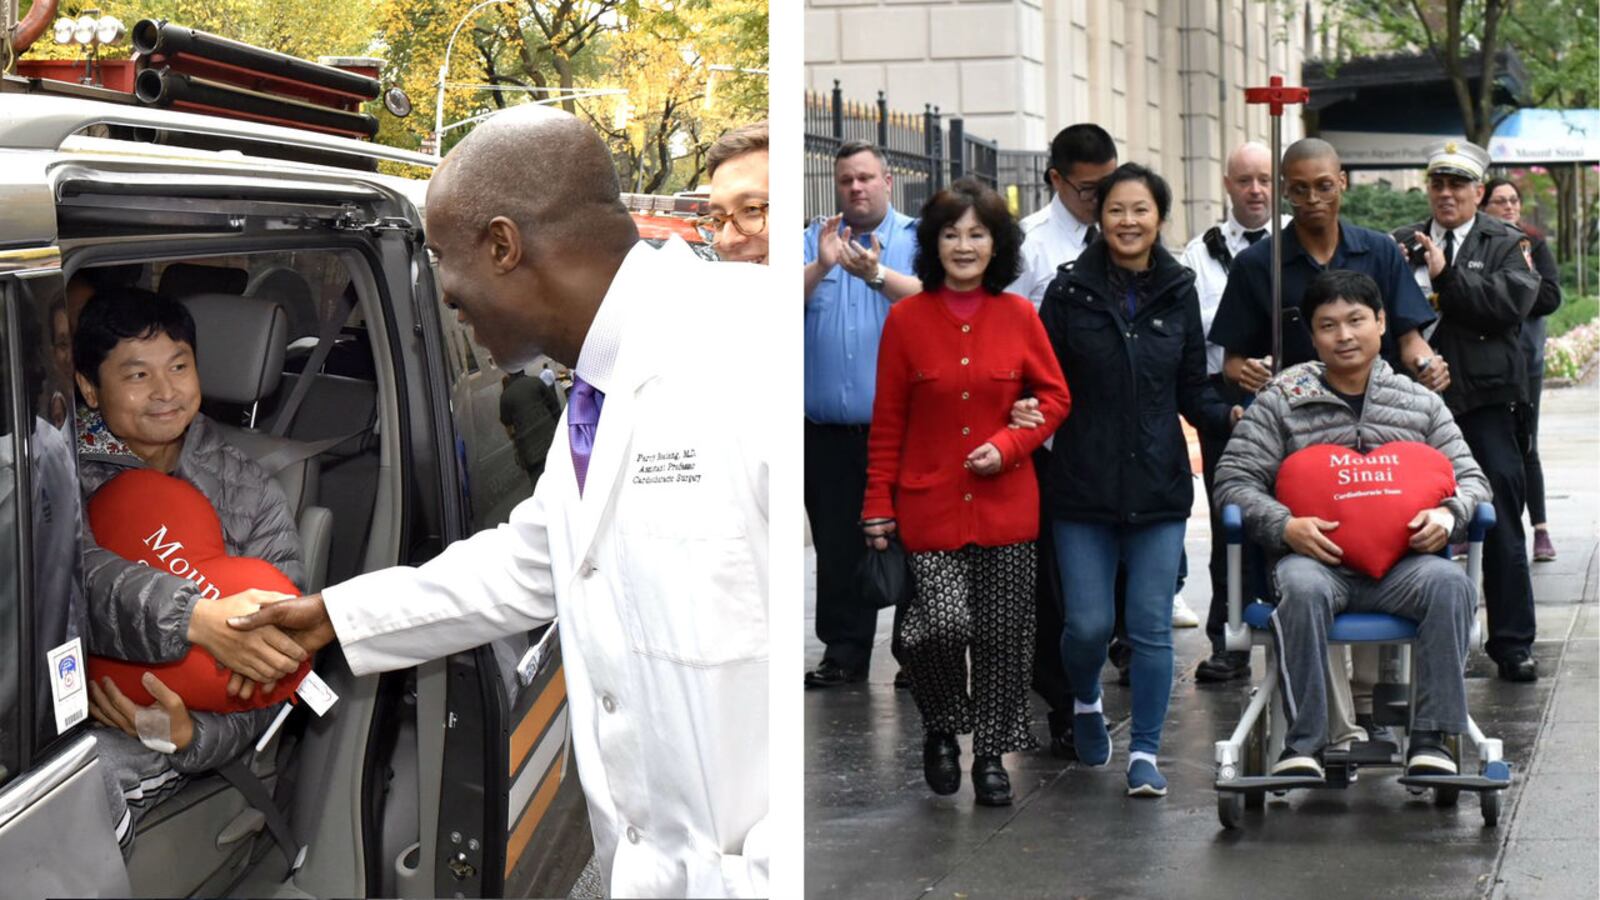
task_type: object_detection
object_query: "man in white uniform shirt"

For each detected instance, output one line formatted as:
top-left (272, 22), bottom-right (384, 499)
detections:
top-left (1179, 141), bottom-right (1290, 684)
top-left (227, 106), bottom-right (769, 898)
top-left (1004, 124), bottom-right (1117, 757)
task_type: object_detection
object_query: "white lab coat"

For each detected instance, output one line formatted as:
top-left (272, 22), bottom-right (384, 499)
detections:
top-left (322, 239), bottom-right (770, 898)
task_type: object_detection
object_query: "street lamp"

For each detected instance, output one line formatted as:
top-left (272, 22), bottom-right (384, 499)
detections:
top-left (433, 0), bottom-right (516, 158)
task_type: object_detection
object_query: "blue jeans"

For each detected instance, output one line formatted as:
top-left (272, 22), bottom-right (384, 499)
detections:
top-left (1055, 519), bottom-right (1187, 755)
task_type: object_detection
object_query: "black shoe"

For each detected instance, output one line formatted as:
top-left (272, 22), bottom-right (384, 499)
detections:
top-left (805, 661), bottom-right (867, 689)
top-left (924, 733), bottom-right (961, 795)
top-left (894, 668), bottom-right (911, 690)
top-left (1272, 746), bottom-right (1325, 780)
top-left (1195, 651), bottom-right (1251, 683)
top-left (1406, 731), bottom-right (1458, 776)
top-left (1496, 654), bottom-right (1538, 682)
top-left (971, 755), bottom-right (1013, 806)
top-left (1046, 709), bottom-right (1077, 761)
top-left (1354, 713), bottom-right (1400, 754)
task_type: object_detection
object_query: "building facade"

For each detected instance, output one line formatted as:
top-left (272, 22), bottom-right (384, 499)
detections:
top-left (806, 0), bottom-right (1334, 240)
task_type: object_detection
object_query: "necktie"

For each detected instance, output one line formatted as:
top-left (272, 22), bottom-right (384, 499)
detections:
top-left (1443, 229), bottom-right (1456, 268)
top-left (1083, 225), bottom-right (1100, 248)
top-left (568, 375), bottom-right (604, 495)
top-left (1244, 229), bottom-right (1267, 245)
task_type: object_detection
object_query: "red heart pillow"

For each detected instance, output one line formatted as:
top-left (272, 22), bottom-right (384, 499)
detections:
top-left (1275, 441), bottom-right (1457, 580)
top-left (85, 468), bottom-right (310, 712)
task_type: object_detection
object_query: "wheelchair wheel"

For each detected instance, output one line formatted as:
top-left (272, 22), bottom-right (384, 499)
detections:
top-left (1481, 789), bottom-right (1501, 827)
top-left (1433, 786), bottom-right (1460, 807)
top-left (1218, 791), bottom-right (1244, 829)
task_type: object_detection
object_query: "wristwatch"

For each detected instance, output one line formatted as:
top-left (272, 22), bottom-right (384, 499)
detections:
top-left (867, 264), bottom-right (887, 291)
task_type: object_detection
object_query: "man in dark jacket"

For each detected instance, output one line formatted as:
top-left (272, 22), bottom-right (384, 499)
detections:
top-left (1393, 139), bottom-right (1545, 682)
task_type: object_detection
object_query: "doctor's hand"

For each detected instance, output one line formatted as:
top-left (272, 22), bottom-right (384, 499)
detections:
top-left (1283, 516), bottom-right (1343, 566)
top-left (189, 589), bottom-right (306, 684)
top-left (1008, 398), bottom-right (1044, 430)
top-left (1411, 354), bottom-right (1451, 393)
top-left (965, 442), bottom-right (1004, 476)
top-left (1233, 355), bottom-right (1273, 394)
top-left (228, 593), bottom-right (337, 663)
top-left (1407, 506), bottom-right (1454, 553)
top-left (862, 518), bottom-right (897, 551)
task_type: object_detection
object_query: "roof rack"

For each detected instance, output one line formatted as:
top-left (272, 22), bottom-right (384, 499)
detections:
top-left (0, 88), bottom-right (436, 171)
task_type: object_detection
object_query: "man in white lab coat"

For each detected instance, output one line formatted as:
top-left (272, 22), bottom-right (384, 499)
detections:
top-left (228, 105), bottom-right (769, 898)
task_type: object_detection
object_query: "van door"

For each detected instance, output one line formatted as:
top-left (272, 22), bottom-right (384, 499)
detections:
top-left (0, 254), bottom-right (131, 898)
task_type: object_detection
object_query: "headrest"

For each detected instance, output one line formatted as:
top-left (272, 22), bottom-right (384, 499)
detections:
top-left (245, 266), bottom-right (320, 341)
top-left (181, 293), bottom-right (288, 405)
top-left (159, 262), bottom-right (248, 299)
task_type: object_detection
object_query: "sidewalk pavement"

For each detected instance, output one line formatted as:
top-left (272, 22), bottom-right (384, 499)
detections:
top-left (804, 380), bottom-right (1598, 900)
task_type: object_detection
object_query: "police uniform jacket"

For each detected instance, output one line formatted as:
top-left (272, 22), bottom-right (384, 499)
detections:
top-left (1038, 239), bottom-right (1232, 525)
top-left (1394, 212), bottom-right (1542, 415)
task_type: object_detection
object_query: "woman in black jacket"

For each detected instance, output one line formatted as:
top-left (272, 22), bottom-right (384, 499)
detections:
top-left (1480, 178), bottom-right (1562, 563)
top-left (1038, 163), bottom-right (1233, 797)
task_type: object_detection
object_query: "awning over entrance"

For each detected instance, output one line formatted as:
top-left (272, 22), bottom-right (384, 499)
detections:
top-left (1487, 109), bottom-right (1600, 164)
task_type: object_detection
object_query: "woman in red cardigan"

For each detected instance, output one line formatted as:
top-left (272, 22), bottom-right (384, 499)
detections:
top-left (861, 179), bottom-right (1071, 806)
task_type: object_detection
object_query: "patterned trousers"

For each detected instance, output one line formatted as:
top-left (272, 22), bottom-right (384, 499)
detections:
top-left (903, 542), bottom-right (1038, 756)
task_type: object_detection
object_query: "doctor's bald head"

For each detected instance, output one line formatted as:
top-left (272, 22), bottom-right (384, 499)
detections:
top-left (423, 105), bottom-right (639, 370)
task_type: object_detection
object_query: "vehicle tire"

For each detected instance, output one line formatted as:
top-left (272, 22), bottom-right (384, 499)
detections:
top-left (1433, 786), bottom-right (1460, 807)
top-left (1481, 789), bottom-right (1500, 827)
top-left (1218, 791), bottom-right (1244, 829)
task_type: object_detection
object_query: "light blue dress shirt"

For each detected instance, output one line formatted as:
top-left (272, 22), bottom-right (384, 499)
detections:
top-left (803, 205), bottom-right (919, 424)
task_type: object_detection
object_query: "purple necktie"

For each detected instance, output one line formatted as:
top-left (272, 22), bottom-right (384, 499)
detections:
top-left (568, 375), bottom-right (604, 494)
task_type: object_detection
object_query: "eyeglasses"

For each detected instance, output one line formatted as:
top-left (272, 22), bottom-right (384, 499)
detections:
top-left (692, 202), bottom-right (769, 243)
top-left (1486, 194), bottom-right (1520, 207)
top-left (1061, 177), bottom-right (1100, 202)
top-left (1283, 180), bottom-right (1341, 203)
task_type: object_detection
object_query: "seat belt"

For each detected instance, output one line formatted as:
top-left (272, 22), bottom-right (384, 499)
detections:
top-left (217, 757), bottom-right (302, 868)
top-left (253, 426), bottom-right (368, 478)
top-left (270, 289), bottom-right (356, 439)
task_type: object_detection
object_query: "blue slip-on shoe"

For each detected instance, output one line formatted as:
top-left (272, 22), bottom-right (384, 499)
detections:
top-left (1126, 758), bottom-right (1168, 797)
top-left (1073, 712), bottom-right (1111, 768)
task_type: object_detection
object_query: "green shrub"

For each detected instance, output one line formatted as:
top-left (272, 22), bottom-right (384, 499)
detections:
top-left (1547, 294), bottom-right (1598, 338)
top-left (1340, 183), bottom-right (1433, 234)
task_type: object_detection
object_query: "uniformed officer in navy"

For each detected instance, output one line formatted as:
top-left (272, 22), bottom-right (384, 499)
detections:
top-left (1393, 139), bottom-right (1545, 682)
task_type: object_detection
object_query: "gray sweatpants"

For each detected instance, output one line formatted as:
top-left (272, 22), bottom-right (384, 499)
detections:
top-left (1268, 554), bottom-right (1476, 755)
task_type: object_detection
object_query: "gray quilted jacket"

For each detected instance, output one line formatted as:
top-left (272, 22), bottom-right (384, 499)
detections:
top-left (1214, 359), bottom-right (1491, 555)
top-left (78, 408), bottom-right (303, 772)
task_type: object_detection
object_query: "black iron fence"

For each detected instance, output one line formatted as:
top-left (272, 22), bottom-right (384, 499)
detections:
top-left (806, 81), bottom-right (1006, 221)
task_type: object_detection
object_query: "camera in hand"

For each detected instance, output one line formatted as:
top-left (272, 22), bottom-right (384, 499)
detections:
top-left (1398, 229), bottom-right (1428, 266)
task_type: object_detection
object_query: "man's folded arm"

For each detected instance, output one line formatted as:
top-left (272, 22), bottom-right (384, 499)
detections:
top-left (1213, 396), bottom-right (1293, 552)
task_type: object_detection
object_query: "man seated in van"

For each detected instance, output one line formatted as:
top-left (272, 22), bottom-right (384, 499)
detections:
top-left (71, 287), bottom-right (309, 857)
top-left (1214, 270), bottom-right (1490, 780)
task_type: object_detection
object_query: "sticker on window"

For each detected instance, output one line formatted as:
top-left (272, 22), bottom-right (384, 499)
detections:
top-left (46, 638), bottom-right (88, 734)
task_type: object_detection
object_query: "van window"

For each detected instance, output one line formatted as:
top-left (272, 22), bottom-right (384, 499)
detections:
top-left (0, 286), bottom-right (27, 785)
top-left (18, 276), bottom-right (85, 756)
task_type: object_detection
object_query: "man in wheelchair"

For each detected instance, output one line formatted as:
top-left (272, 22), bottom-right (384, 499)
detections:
top-left (1214, 269), bottom-right (1491, 781)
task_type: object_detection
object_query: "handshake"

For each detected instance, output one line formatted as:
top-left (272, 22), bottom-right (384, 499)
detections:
top-left (187, 590), bottom-right (337, 699)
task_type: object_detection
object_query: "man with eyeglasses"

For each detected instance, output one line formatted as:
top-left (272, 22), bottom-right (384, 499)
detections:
top-left (802, 141), bottom-right (921, 688)
top-left (1208, 137), bottom-right (1442, 752)
top-left (700, 120), bottom-right (769, 264)
top-left (1393, 139), bottom-right (1547, 682)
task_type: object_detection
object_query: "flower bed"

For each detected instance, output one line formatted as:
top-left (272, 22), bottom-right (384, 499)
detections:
top-left (1545, 320), bottom-right (1600, 384)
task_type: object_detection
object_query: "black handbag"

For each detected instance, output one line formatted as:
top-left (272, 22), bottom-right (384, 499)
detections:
top-left (857, 532), bottom-right (911, 610)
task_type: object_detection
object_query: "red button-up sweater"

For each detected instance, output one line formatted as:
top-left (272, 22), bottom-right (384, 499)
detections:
top-left (862, 288), bottom-right (1071, 552)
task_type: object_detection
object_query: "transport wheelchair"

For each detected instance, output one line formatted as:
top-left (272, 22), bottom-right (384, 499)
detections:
top-left (1212, 502), bottom-right (1512, 829)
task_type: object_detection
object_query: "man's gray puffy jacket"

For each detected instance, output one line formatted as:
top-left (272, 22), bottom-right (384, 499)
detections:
top-left (78, 409), bottom-right (303, 772)
top-left (1214, 359), bottom-right (1492, 556)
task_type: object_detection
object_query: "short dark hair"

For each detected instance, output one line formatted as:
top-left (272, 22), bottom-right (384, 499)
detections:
top-left (1048, 123), bottom-right (1116, 178)
top-left (707, 120), bottom-right (768, 178)
top-left (1093, 162), bottom-right (1172, 223)
top-left (73, 287), bottom-right (197, 386)
top-left (835, 140), bottom-right (888, 168)
top-left (1481, 177), bottom-right (1520, 209)
top-left (1300, 269), bottom-right (1383, 324)
top-left (912, 178), bottom-right (1022, 295)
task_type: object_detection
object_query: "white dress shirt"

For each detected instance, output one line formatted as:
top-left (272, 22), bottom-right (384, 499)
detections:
top-left (1006, 194), bottom-right (1096, 309)
top-left (1179, 213), bottom-right (1293, 376)
top-left (322, 239), bottom-right (770, 898)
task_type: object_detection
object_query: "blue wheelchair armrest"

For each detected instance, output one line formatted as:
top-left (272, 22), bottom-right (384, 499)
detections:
top-left (1469, 502), bottom-right (1495, 543)
top-left (1223, 504), bottom-right (1243, 545)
